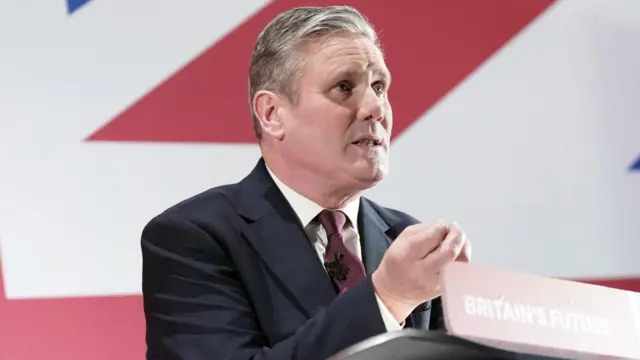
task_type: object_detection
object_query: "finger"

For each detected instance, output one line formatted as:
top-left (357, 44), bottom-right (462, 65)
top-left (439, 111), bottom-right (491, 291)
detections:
top-left (456, 237), bottom-right (472, 263)
top-left (428, 221), bottom-right (465, 267)
top-left (403, 219), bottom-right (449, 259)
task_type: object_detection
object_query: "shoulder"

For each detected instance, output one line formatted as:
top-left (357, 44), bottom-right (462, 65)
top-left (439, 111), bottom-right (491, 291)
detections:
top-left (146, 158), bottom-right (269, 228)
top-left (141, 181), bottom-right (246, 243)
top-left (157, 182), bottom-right (241, 223)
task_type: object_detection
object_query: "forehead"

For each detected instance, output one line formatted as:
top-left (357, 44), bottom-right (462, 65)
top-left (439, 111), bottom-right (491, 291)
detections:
top-left (301, 35), bottom-right (389, 79)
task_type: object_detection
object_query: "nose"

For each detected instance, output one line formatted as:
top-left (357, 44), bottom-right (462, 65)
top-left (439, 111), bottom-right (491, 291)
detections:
top-left (358, 86), bottom-right (384, 123)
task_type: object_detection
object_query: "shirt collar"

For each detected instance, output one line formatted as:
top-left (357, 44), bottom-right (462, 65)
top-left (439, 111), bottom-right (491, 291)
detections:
top-left (266, 164), bottom-right (360, 232)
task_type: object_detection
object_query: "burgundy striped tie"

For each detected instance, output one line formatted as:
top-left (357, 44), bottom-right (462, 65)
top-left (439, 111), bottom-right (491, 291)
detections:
top-left (318, 210), bottom-right (366, 293)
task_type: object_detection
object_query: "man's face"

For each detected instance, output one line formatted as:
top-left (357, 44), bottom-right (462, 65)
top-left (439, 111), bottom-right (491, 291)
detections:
top-left (279, 35), bottom-right (393, 192)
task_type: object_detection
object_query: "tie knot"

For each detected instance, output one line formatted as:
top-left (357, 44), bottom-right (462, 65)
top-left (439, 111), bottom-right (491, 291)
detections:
top-left (318, 210), bottom-right (346, 236)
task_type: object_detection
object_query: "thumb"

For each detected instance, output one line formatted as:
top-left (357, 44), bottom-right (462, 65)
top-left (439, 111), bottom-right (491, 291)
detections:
top-left (429, 222), bottom-right (465, 268)
top-left (404, 220), bottom-right (449, 259)
top-left (456, 237), bottom-right (472, 262)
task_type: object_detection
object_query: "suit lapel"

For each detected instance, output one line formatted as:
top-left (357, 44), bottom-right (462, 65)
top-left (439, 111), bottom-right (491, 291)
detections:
top-left (236, 159), bottom-right (337, 318)
top-left (358, 199), bottom-right (392, 275)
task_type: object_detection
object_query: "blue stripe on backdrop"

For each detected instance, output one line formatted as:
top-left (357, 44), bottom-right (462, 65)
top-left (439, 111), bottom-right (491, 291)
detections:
top-left (66, 0), bottom-right (93, 14)
top-left (630, 155), bottom-right (640, 171)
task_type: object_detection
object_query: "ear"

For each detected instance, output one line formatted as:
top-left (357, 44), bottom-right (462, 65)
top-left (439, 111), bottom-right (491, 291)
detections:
top-left (253, 90), bottom-right (285, 140)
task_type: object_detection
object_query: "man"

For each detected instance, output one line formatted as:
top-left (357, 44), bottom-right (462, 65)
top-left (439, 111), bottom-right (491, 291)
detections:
top-left (141, 5), bottom-right (471, 360)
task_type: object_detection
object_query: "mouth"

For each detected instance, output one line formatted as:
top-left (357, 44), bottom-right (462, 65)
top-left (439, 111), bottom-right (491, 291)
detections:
top-left (351, 136), bottom-right (384, 148)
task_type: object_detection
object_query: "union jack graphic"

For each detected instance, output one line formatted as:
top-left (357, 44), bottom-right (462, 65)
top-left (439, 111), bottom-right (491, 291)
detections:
top-left (1, 1), bottom-right (638, 359)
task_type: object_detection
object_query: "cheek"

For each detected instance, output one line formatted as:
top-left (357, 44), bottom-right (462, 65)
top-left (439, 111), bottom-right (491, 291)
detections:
top-left (289, 96), bottom-right (354, 147)
top-left (299, 107), bottom-right (349, 136)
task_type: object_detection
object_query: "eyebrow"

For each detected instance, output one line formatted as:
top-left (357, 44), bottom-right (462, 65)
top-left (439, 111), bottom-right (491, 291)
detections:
top-left (372, 66), bottom-right (392, 84)
top-left (332, 64), bottom-right (392, 84)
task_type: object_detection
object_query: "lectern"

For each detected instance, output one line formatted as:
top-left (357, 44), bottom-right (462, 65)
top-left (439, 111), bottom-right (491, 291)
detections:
top-left (328, 329), bottom-right (560, 360)
top-left (331, 262), bottom-right (640, 360)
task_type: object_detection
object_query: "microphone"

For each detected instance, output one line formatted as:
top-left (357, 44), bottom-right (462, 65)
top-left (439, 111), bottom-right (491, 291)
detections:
top-left (324, 251), bottom-right (350, 282)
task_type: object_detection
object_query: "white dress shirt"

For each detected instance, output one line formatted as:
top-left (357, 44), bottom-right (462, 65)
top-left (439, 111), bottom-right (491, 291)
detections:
top-left (266, 166), bottom-right (403, 332)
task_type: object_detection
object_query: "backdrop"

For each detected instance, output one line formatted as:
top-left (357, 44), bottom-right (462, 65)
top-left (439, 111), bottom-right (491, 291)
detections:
top-left (1, 0), bottom-right (638, 359)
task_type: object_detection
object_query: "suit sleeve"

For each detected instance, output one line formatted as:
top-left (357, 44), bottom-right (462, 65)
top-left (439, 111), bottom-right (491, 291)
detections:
top-left (141, 214), bottom-right (388, 360)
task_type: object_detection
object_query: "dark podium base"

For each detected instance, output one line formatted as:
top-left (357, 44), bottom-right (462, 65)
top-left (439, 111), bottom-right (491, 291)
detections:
top-left (328, 329), bottom-right (566, 360)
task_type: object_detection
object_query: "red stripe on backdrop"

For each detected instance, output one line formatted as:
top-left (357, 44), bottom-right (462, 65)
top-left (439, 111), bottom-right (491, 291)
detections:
top-left (85, 0), bottom-right (556, 143)
top-left (577, 277), bottom-right (640, 291)
top-left (0, 257), bottom-right (145, 360)
top-left (0, 298), bottom-right (144, 359)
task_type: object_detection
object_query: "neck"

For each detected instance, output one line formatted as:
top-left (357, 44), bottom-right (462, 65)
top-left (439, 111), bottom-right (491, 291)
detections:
top-left (263, 152), bottom-right (360, 209)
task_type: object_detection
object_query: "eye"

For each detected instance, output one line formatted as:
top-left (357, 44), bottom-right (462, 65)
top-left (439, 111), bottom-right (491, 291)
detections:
top-left (372, 81), bottom-right (386, 95)
top-left (334, 81), bottom-right (353, 93)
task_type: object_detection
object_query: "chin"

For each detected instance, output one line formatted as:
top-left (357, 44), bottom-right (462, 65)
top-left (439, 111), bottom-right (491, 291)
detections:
top-left (353, 163), bottom-right (388, 188)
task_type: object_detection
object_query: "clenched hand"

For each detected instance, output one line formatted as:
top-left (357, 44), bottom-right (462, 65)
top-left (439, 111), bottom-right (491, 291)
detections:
top-left (372, 220), bottom-right (471, 322)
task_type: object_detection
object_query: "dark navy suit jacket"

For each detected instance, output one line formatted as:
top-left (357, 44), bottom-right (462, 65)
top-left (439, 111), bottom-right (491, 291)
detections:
top-left (141, 158), bottom-right (444, 360)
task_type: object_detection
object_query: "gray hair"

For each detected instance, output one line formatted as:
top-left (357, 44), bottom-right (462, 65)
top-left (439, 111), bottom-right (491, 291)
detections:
top-left (248, 6), bottom-right (380, 139)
